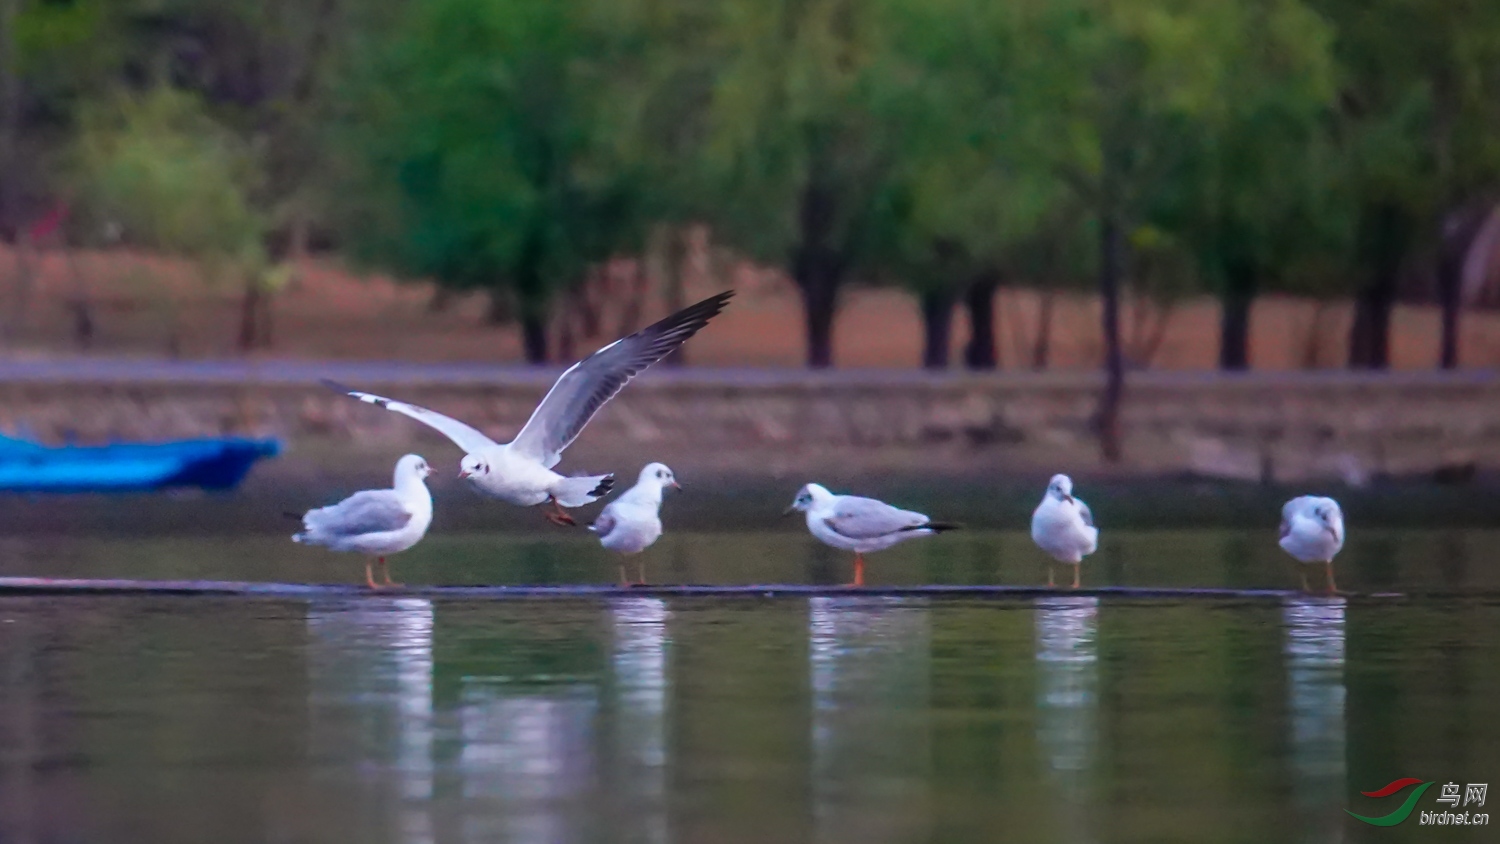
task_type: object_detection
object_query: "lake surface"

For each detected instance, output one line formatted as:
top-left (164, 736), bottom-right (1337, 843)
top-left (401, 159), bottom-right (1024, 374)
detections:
top-left (0, 530), bottom-right (1497, 842)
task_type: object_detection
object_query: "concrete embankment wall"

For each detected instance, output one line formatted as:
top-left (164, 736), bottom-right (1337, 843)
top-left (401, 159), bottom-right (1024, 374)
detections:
top-left (0, 364), bottom-right (1495, 485)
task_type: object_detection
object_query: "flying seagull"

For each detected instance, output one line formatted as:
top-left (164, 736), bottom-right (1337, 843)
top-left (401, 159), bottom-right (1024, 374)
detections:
top-left (1030, 473), bottom-right (1099, 589)
top-left (324, 290), bottom-right (733, 525)
top-left (589, 462), bottom-right (680, 585)
top-left (785, 483), bottom-right (959, 586)
top-left (291, 453), bottom-right (433, 589)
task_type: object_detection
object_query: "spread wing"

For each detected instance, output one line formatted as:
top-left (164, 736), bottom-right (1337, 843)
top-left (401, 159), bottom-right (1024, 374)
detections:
top-left (323, 380), bottom-right (496, 454)
top-left (823, 496), bottom-right (929, 540)
top-left (510, 291), bottom-right (733, 468)
top-left (307, 490), bottom-right (413, 537)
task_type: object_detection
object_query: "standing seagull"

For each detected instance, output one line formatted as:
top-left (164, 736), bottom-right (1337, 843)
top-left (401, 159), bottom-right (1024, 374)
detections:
top-left (292, 453), bottom-right (434, 589)
top-left (324, 290), bottom-right (732, 526)
top-left (1031, 474), bottom-right (1098, 589)
top-left (589, 462), bottom-right (680, 585)
top-left (1279, 495), bottom-right (1345, 594)
top-left (785, 483), bottom-right (959, 586)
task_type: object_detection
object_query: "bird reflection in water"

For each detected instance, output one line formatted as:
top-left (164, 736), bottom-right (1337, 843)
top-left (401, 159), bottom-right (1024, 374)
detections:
top-left (809, 596), bottom-right (931, 844)
top-left (306, 598), bottom-right (436, 844)
top-left (1035, 596), bottom-right (1099, 842)
top-left (608, 597), bottom-right (670, 844)
top-left (1282, 596), bottom-right (1346, 843)
top-left (456, 667), bottom-right (598, 843)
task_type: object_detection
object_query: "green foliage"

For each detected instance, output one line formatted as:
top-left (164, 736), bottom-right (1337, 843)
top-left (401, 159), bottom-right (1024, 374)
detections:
top-left (1149, 0), bottom-right (1347, 293)
top-left (5, 0), bottom-right (1500, 369)
top-left (70, 87), bottom-right (264, 275)
top-left (867, 0), bottom-right (1085, 299)
top-left (701, 0), bottom-right (900, 263)
top-left (330, 0), bottom-right (645, 322)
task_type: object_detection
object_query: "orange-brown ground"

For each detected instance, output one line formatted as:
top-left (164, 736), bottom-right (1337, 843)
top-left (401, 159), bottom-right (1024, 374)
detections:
top-left (1, 244), bottom-right (1498, 369)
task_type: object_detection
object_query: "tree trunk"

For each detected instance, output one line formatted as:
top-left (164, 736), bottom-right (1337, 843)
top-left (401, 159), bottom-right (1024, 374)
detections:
top-left (238, 280), bottom-right (261, 352)
top-left (793, 182), bottom-right (843, 369)
top-left (800, 278), bottom-right (837, 369)
top-left (1033, 289), bottom-right (1054, 370)
top-left (962, 273), bottom-right (999, 370)
top-left (1097, 215), bottom-right (1125, 462)
top-left (1439, 263), bottom-right (1461, 370)
top-left (1300, 300), bottom-right (1331, 368)
top-left (1437, 205), bottom-right (1490, 369)
top-left (1348, 204), bottom-right (1408, 369)
top-left (661, 227), bottom-right (689, 366)
top-left (1218, 262), bottom-right (1255, 370)
top-left (919, 288), bottom-right (957, 369)
top-left (520, 312), bottom-right (548, 364)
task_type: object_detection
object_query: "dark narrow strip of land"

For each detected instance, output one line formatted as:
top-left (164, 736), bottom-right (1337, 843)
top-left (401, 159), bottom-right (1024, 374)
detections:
top-left (0, 575), bottom-right (1410, 601)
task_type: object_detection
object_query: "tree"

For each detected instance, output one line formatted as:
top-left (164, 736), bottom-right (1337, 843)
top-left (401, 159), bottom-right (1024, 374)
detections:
top-left (70, 87), bottom-right (266, 351)
top-left (698, 0), bottom-right (900, 368)
top-left (1145, 0), bottom-right (1341, 370)
top-left (869, 0), bottom-right (1069, 370)
top-left (1310, 0), bottom-right (1500, 369)
top-left (330, 0), bottom-right (645, 363)
top-left (1007, 0), bottom-right (1226, 457)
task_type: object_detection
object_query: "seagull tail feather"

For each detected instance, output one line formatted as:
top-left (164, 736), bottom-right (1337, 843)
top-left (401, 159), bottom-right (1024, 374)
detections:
top-left (552, 473), bottom-right (614, 508)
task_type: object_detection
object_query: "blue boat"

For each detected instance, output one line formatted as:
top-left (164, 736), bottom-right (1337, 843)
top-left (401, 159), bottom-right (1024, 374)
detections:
top-left (0, 433), bottom-right (281, 493)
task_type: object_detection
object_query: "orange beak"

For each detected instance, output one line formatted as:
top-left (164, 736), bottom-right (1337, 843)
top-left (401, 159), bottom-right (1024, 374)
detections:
top-left (458, 469), bottom-right (471, 479)
top-left (670, 480), bottom-right (682, 490)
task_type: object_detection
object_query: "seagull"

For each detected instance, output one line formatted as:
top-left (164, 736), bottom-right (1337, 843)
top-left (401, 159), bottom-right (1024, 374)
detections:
top-left (784, 483), bottom-right (959, 586)
top-left (291, 453), bottom-right (433, 589)
top-left (323, 290), bottom-right (733, 526)
top-left (1031, 474), bottom-right (1098, 589)
top-left (1279, 495), bottom-right (1345, 594)
top-left (589, 462), bottom-right (680, 585)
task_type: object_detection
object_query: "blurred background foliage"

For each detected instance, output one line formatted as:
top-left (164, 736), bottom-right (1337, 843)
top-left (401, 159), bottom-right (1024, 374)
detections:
top-left (0, 0), bottom-right (1497, 369)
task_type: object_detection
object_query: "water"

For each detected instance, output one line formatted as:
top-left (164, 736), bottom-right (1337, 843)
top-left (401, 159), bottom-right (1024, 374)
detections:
top-left (0, 528), bottom-right (1496, 593)
top-left (0, 530), bottom-right (1498, 842)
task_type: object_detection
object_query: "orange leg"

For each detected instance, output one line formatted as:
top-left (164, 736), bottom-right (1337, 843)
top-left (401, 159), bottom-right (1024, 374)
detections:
top-left (379, 557), bottom-right (401, 588)
top-left (1047, 563), bottom-right (1055, 588)
top-left (619, 562), bottom-right (630, 586)
top-left (1299, 568), bottom-right (1310, 593)
top-left (637, 559), bottom-right (648, 586)
top-left (545, 497), bottom-right (577, 527)
top-left (1072, 562), bottom-right (1081, 589)
top-left (849, 553), bottom-right (865, 587)
top-left (1325, 561), bottom-right (1338, 595)
top-left (365, 560), bottom-right (382, 590)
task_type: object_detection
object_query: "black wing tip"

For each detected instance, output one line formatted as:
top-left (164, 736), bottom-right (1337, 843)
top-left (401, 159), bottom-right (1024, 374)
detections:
top-left (653, 289), bottom-right (735, 333)
top-left (282, 510), bottom-right (304, 521)
top-left (319, 378), bottom-right (355, 395)
top-left (590, 476), bottom-right (616, 497)
top-left (922, 522), bottom-right (963, 533)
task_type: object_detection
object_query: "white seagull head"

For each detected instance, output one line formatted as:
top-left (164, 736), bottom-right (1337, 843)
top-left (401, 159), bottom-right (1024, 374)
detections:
top-left (457, 452), bottom-right (490, 481)
top-left (784, 483), bottom-right (832, 515)
top-left (395, 453), bottom-right (433, 483)
top-left (1307, 498), bottom-right (1344, 543)
top-left (639, 462), bottom-right (681, 490)
top-left (1046, 473), bottom-right (1075, 502)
